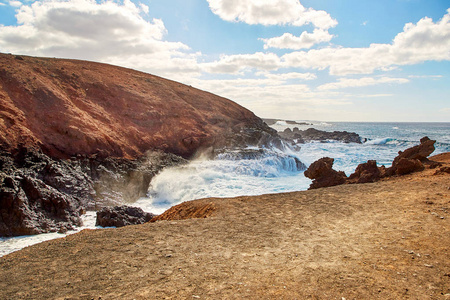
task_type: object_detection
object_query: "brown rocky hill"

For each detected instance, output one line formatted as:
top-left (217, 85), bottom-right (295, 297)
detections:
top-left (0, 53), bottom-right (275, 159)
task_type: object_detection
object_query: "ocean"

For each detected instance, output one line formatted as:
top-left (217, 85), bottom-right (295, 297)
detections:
top-left (1, 121), bottom-right (449, 256)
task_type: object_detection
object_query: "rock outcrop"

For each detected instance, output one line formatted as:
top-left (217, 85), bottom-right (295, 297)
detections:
top-left (304, 157), bottom-right (347, 189)
top-left (347, 160), bottom-right (381, 184)
top-left (0, 149), bottom-right (85, 236)
top-left (280, 127), bottom-right (362, 144)
top-left (0, 147), bottom-right (183, 236)
top-left (304, 137), bottom-right (437, 190)
top-left (96, 206), bottom-right (155, 228)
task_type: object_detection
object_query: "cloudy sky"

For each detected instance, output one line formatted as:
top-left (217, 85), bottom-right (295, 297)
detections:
top-left (0, 0), bottom-right (449, 122)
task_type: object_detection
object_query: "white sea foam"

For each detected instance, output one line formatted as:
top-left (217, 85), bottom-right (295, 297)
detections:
top-left (0, 211), bottom-right (98, 257)
top-left (134, 149), bottom-right (310, 214)
top-left (364, 137), bottom-right (395, 145)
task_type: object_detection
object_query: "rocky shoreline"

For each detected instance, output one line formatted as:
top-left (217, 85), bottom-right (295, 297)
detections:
top-left (0, 147), bottom-right (185, 236)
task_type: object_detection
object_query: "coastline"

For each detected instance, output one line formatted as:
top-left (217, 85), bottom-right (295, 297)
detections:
top-left (0, 153), bottom-right (448, 299)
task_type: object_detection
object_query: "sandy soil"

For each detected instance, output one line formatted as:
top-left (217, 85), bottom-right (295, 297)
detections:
top-left (0, 154), bottom-right (449, 299)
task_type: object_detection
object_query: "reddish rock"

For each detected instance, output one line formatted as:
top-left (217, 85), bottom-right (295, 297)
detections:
top-left (0, 53), bottom-right (277, 160)
top-left (304, 157), bottom-right (347, 189)
top-left (392, 136), bottom-right (436, 166)
top-left (394, 158), bottom-right (424, 175)
top-left (348, 160), bottom-right (381, 184)
top-left (386, 136), bottom-right (435, 176)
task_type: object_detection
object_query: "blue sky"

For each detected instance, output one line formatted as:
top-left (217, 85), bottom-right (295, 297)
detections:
top-left (0, 0), bottom-right (449, 122)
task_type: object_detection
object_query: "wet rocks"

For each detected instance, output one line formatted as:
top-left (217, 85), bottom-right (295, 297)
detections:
top-left (0, 147), bottom-right (184, 236)
top-left (304, 157), bottom-right (347, 189)
top-left (96, 206), bottom-right (155, 228)
top-left (280, 127), bottom-right (362, 144)
top-left (0, 149), bottom-right (87, 236)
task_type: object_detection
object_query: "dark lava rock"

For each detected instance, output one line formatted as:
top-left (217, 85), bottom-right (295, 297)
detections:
top-left (304, 157), bottom-right (347, 189)
top-left (280, 127), bottom-right (361, 144)
top-left (96, 206), bottom-right (155, 227)
top-left (0, 147), bottom-right (184, 236)
top-left (348, 160), bottom-right (381, 184)
top-left (0, 149), bottom-right (85, 236)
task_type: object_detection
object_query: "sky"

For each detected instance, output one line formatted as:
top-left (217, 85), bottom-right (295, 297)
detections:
top-left (0, 0), bottom-right (449, 122)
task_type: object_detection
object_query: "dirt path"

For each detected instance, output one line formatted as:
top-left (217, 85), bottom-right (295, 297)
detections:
top-left (0, 155), bottom-right (449, 299)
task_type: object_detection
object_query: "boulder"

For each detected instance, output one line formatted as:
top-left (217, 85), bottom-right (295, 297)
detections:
top-left (392, 136), bottom-right (436, 165)
top-left (96, 206), bottom-right (155, 228)
top-left (394, 158), bottom-right (424, 175)
top-left (348, 160), bottom-right (381, 183)
top-left (387, 136), bottom-right (435, 176)
top-left (304, 157), bottom-right (347, 189)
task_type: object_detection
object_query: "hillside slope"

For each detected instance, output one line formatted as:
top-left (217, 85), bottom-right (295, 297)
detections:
top-left (0, 53), bottom-right (275, 159)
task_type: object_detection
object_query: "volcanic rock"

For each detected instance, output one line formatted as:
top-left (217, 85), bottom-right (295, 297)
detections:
top-left (279, 127), bottom-right (361, 144)
top-left (347, 160), bottom-right (381, 184)
top-left (304, 157), bottom-right (347, 189)
top-left (393, 158), bottom-right (425, 175)
top-left (392, 136), bottom-right (436, 165)
top-left (387, 137), bottom-right (435, 176)
top-left (96, 206), bottom-right (155, 228)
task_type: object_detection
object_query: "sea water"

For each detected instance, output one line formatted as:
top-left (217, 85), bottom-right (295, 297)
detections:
top-left (134, 122), bottom-right (450, 214)
top-left (1, 122), bottom-right (449, 256)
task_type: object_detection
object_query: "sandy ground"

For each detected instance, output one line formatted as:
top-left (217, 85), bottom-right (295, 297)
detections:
top-left (0, 154), bottom-right (449, 299)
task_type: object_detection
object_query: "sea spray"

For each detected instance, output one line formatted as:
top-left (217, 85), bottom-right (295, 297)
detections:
top-left (133, 148), bottom-right (309, 214)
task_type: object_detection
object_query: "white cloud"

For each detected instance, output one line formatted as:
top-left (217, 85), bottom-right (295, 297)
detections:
top-left (283, 9), bottom-right (450, 75)
top-left (9, 0), bottom-right (22, 7)
top-left (317, 77), bottom-right (409, 90)
top-left (0, 0), bottom-right (199, 78)
top-left (201, 52), bottom-right (281, 74)
top-left (261, 29), bottom-right (333, 49)
top-left (206, 0), bottom-right (337, 29)
top-left (408, 75), bottom-right (443, 79)
top-left (261, 72), bottom-right (317, 80)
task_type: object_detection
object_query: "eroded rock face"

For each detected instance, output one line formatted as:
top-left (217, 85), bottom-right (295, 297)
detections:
top-left (0, 168), bottom-right (84, 236)
top-left (304, 157), bottom-right (347, 189)
top-left (96, 206), bottom-right (155, 228)
top-left (386, 137), bottom-right (435, 176)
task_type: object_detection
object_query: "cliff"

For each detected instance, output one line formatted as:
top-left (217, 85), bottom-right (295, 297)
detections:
top-left (0, 53), bottom-right (276, 159)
